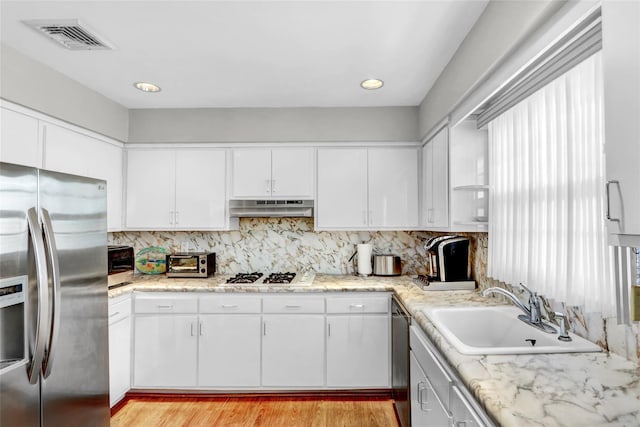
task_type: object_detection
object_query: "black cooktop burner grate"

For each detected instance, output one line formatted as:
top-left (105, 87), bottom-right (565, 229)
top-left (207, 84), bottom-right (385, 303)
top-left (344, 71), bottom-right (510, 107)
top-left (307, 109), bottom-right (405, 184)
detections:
top-left (263, 272), bottom-right (296, 284)
top-left (226, 272), bottom-right (263, 284)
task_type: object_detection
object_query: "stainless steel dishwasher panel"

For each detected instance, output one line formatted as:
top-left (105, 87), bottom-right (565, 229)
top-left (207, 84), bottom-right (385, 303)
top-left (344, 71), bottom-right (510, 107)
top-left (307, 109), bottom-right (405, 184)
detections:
top-left (392, 296), bottom-right (410, 427)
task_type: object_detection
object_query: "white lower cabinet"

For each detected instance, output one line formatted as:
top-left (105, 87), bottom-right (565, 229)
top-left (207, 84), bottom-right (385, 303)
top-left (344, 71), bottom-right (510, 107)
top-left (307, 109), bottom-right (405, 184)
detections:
top-left (133, 295), bottom-right (199, 388)
top-left (326, 295), bottom-right (390, 388)
top-left (261, 294), bottom-right (327, 387)
top-left (108, 295), bottom-right (131, 407)
top-left (134, 315), bottom-right (198, 388)
top-left (410, 325), bottom-right (494, 427)
top-left (131, 292), bottom-right (391, 391)
top-left (198, 295), bottom-right (262, 387)
top-left (198, 314), bottom-right (261, 387)
top-left (262, 314), bottom-right (325, 387)
top-left (410, 352), bottom-right (450, 427)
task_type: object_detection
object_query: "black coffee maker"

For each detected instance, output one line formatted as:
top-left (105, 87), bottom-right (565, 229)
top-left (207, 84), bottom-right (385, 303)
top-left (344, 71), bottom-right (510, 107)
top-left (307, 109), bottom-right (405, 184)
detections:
top-left (424, 236), bottom-right (470, 282)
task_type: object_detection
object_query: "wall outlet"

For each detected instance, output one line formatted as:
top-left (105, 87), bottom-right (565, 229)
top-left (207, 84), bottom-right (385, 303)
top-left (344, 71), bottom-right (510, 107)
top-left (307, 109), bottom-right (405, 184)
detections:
top-left (632, 285), bottom-right (640, 322)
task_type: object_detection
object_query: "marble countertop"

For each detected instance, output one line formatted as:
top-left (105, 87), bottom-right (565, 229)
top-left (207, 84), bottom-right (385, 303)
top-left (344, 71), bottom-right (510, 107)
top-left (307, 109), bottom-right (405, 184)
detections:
top-left (111, 273), bottom-right (640, 426)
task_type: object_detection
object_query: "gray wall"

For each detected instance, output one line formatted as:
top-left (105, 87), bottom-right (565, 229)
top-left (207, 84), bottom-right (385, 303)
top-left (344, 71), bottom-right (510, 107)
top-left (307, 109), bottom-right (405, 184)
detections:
top-left (128, 106), bottom-right (419, 143)
top-left (0, 43), bottom-right (129, 142)
top-left (418, 0), bottom-right (565, 138)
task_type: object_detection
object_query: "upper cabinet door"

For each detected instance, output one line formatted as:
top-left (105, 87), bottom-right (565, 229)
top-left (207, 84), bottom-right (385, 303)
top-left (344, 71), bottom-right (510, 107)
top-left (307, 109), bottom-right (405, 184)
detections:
top-left (231, 149), bottom-right (272, 198)
top-left (271, 148), bottom-right (314, 198)
top-left (316, 148), bottom-right (368, 229)
top-left (0, 107), bottom-right (41, 168)
top-left (422, 128), bottom-right (449, 229)
top-left (175, 149), bottom-right (226, 229)
top-left (125, 149), bottom-right (176, 229)
top-left (231, 147), bottom-right (314, 199)
top-left (603, 1), bottom-right (640, 244)
top-left (43, 123), bottom-right (123, 231)
top-left (368, 148), bottom-right (419, 228)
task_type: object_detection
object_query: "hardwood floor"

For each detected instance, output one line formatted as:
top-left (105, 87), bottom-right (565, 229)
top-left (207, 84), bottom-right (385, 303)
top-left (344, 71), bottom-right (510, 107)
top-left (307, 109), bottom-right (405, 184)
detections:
top-left (110, 395), bottom-right (399, 427)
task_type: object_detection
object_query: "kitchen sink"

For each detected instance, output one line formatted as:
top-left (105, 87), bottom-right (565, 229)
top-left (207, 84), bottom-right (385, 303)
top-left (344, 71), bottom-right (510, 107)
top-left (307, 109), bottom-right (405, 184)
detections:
top-left (423, 306), bottom-right (602, 355)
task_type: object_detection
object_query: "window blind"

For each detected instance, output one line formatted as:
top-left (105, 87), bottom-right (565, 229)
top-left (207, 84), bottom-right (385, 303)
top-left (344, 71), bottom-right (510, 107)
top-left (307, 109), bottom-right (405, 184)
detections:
top-left (476, 9), bottom-right (601, 129)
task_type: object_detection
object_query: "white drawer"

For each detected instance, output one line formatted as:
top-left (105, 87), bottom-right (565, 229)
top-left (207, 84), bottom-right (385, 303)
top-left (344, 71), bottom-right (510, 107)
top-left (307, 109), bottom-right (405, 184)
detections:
top-left (134, 294), bottom-right (198, 314)
top-left (326, 294), bottom-right (389, 314)
top-left (108, 297), bottom-right (131, 325)
top-left (199, 295), bottom-right (262, 313)
top-left (262, 295), bottom-right (325, 314)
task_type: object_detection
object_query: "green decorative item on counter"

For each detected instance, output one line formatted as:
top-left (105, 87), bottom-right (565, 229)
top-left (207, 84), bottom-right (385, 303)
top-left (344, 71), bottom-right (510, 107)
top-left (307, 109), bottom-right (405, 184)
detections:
top-left (135, 246), bottom-right (169, 274)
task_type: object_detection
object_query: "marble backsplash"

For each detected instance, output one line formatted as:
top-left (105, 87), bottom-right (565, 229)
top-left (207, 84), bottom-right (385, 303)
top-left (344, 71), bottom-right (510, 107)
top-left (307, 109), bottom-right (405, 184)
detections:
top-left (109, 217), bottom-right (486, 278)
top-left (109, 217), bottom-right (639, 365)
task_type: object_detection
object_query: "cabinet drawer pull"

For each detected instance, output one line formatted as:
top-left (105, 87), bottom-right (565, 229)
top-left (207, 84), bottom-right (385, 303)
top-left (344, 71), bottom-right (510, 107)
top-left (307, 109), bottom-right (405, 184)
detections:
top-left (157, 304), bottom-right (173, 309)
top-left (221, 304), bottom-right (239, 309)
top-left (284, 304), bottom-right (301, 309)
top-left (263, 322), bottom-right (267, 336)
top-left (328, 323), bottom-right (331, 337)
top-left (109, 311), bottom-right (120, 318)
top-left (190, 323), bottom-right (195, 336)
top-left (199, 322), bottom-right (203, 336)
top-left (349, 304), bottom-right (364, 309)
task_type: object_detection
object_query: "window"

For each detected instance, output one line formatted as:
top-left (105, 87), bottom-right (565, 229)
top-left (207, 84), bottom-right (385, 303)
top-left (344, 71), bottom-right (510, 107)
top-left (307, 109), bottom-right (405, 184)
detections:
top-left (487, 52), bottom-right (615, 315)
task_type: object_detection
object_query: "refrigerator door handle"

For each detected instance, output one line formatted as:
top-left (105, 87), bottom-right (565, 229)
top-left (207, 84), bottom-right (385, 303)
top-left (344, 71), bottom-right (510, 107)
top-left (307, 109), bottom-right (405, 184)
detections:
top-left (26, 207), bottom-right (49, 384)
top-left (40, 208), bottom-right (61, 379)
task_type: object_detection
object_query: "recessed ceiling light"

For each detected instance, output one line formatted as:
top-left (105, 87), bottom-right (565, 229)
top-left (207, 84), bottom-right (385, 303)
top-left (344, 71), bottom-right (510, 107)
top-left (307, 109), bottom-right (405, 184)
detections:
top-left (134, 82), bottom-right (161, 93)
top-left (360, 79), bottom-right (384, 90)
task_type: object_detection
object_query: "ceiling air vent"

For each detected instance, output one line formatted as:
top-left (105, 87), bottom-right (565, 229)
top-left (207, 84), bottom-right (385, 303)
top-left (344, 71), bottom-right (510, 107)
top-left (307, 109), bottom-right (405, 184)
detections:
top-left (23, 19), bottom-right (114, 50)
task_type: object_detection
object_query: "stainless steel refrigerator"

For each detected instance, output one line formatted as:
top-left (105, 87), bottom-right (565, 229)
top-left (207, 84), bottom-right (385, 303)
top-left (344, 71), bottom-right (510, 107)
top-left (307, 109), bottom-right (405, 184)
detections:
top-left (0, 162), bottom-right (110, 426)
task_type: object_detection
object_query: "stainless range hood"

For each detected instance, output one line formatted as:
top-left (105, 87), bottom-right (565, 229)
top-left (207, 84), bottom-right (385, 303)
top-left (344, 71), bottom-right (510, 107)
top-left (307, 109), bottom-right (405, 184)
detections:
top-left (229, 199), bottom-right (314, 218)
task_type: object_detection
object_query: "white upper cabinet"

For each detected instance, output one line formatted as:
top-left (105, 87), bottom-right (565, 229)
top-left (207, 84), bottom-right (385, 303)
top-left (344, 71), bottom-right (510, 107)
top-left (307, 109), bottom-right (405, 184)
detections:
top-left (125, 148), bottom-right (227, 230)
top-left (317, 148), bottom-right (368, 228)
top-left (43, 123), bottom-right (123, 231)
top-left (0, 103), bottom-right (124, 231)
top-left (271, 148), bottom-right (314, 198)
top-left (231, 147), bottom-right (314, 199)
top-left (0, 107), bottom-right (40, 168)
top-left (175, 150), bottom-right (226, 228)
top-left (422, 129), bottom-right (449, 229)
top-left (368, 148), bottom-right (419, 228)
top-left (126, 149), bottom-right (176, 229)
top-left (317, 147), bottom-right (419, 230)
top-left (602, 1), bottom-right (640, 245)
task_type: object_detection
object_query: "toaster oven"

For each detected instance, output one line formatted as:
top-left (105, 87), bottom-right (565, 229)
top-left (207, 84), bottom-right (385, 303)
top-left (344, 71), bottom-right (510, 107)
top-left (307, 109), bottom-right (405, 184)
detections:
top-left (107, 245), bottom-right (134, 288)
top-left (166, 252), bottom-right (216, 278)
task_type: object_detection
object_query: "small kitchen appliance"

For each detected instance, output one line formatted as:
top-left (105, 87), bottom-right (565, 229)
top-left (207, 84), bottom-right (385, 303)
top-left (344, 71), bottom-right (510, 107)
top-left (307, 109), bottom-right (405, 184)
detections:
top-left (107, 245), bottom-right (134, 288)
top-left (373, 254), bottom-right (402, 276)
top-left (424, 236), bottom-right (471, 282)
top-left (166, 252), bottom-right (216, 278)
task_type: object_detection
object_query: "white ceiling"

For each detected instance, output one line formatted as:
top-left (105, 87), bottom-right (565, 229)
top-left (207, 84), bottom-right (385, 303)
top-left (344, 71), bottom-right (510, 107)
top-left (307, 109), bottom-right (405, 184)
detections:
top-left (0, 1), bottom-right (488, 109)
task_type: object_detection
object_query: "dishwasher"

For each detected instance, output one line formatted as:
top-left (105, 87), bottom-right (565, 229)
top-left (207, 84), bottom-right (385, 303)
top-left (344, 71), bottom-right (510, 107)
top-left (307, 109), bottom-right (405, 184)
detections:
top-left (391, 296), bottom-right (411, 427)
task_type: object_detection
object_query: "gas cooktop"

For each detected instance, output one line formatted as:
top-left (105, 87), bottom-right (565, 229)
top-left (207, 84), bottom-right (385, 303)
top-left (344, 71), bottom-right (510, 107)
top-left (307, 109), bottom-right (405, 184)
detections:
top-left (225, 271), bottom-right (314, 286)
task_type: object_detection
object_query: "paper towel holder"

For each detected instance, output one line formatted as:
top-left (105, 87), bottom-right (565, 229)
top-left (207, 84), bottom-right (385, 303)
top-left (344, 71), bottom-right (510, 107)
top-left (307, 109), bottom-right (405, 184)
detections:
top-left (348, 243), bottom-right (373, 276)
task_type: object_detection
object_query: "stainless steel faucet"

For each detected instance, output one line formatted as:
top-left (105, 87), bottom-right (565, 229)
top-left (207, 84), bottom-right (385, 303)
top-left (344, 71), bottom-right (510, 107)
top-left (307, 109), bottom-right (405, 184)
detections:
top-left (481, 283), bottom-right (556, 334)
